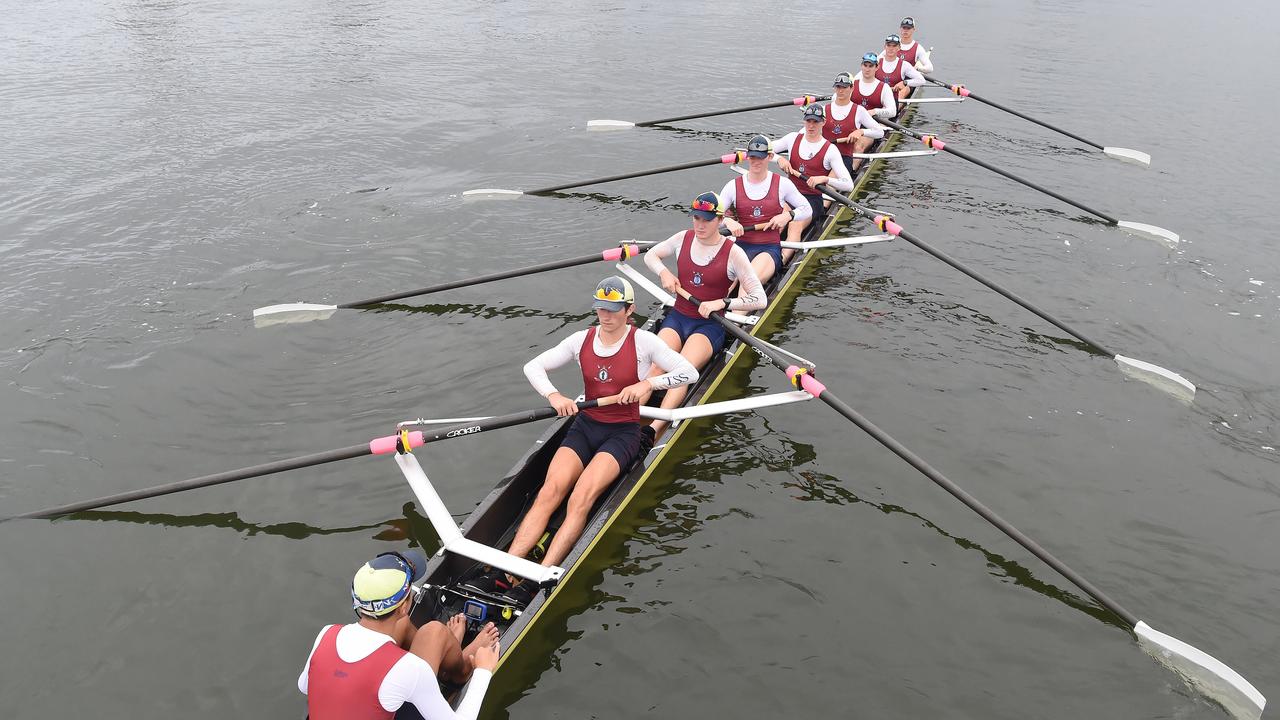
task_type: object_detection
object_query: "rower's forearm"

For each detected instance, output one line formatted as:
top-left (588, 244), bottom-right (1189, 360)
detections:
top-left (643, 248), bottom-right (670, 277)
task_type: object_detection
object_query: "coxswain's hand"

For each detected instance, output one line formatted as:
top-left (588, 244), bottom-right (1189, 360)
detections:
top-left (776, 156), bottom-right (795, 175)
top-left (618, 380), bottom-right (654, 405)
top-left (765, 211), bottom-right (790, 231)
top-left (722, 218), bottom-right (745, 238)
top-left (473, 639), bottom-right (500, 673)
top-left (547, 392), bottom-right (578, 417)
top-left (698, 298), bottom-right (727, 319)
top-left (807, 176), bottom-right (828, 189)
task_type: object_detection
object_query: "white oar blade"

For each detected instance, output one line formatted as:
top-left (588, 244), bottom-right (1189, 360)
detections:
top-left (586, 119), bottom-right (636, 130)
top-left (898, 97), bottom-right (965, 104)
top-left (462, 188), bottom-right (525, 199)
top-left (1134, 621), bottom-right (1265, 720)
top-left (848, 150), bottom-right (939, 159)
top-left (1114, 355), bottom-right (1196, 403)
top-left (640, 390), bottom-right (813, 422)
top-left (782, 233), bottom-right (894, 250)
top-left (252, 303), bottom-right (339, 328)
top-left (1116, 221), bottom-right (1180, 248)
top-left (1103, 146), bottom-right (1151, 167)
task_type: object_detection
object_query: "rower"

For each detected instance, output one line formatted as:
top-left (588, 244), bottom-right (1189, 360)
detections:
top-left (896, 16), bottom-right (933, 72)
top-left (822, 71), bottom-right (887, 174)
top-left (718, 134), bottom-right (811, 284)
top-left (772, 105), bottom-right (854, 228)
top-left (852, 52), bottom-right (897, 120)
top-left (877, 34), bottom-right (926, 104)
top-left (643, 192), bottom-right (766, 436)
top-left (467, 276), bottom-right (698, 606)
top-left (299, 550), bottom-right (500, 720)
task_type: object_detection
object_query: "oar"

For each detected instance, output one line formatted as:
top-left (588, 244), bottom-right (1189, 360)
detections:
top-left (877, 118), bottom-right (1180, 247)
top-left (252, 243), bottom-right (644, 327)
top-left (802, 177), bottom-right (1195, 402)
top-left (705, 312), bottom-right (1264, 720)
top-left (925, 75), bottom-right (1152, 167)
top-left (4, 398), bottom-right (617, 522)
top-left (464, 152), bottom-right (745, 198)
top-left (587, 95), bottom-right (830, 130)
top-left (723, 222), bottom-right (894, 250)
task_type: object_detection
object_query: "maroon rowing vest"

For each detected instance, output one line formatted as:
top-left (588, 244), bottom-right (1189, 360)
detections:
top-left (851, 78), bottom-right (888, 112)
top-left (675, 230), bottom-right (734, 318)
top-left (306, 625), bottom-right (406, 720)
top-left (822, 102), bottom-right (856, 158)
top-left (900, 42), bottom-right (920, 66)
top-left (876, 57), bottom-right (905, 87)
top-left (733, 173), bottom-right (784, 246)
top-left (789, 133), bottom-right (834, 197)
top-left (579, 325), bottom-right (641, 423)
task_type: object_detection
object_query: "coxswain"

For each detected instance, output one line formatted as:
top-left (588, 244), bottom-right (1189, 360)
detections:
top-left (466, 276), bottom-right (698, 606)
top-left (718, 134), bottom-right (811, 284)
top-left (772, 105), bottom-right (854, 228)
top-left (896, 16), bottom-right (933, 73)
top-left (877, 34), bottom-right (926, 104)
top-left (643, 192), bottom-right (766, 435)
top-left (852, 52), bottom-right (897, 119)
top-left (822, 71), bottom-right (887, 174)
top-left (299, 550), bottom-right (500, 720)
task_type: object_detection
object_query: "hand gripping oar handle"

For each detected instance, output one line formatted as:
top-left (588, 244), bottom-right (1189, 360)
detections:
top-left (337, 244), bottom-right (643, 308)
top-left (877, 118), bottom-right (1119, 224)
top-left (4, 398), bottom-right (615, 522)
top-left (635, 95), bottom-right (831, 127)
top-left (525, 152), bottom-right (746, 195)
top-left (925, 76), bottom-right (1105, 151)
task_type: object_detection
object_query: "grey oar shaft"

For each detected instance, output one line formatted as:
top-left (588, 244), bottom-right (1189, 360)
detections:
top-left (924, 76), bottom-right (1105, 150)
top-left (637, 96), bottom-right (829, 127)
top-left (894, 227), bottom-right (1116, 357)
top-left (526, 156), bottom-right (728, 195)
top-left (879, 118), bottom-right (1119, 225)
top-left (338, 252), bottom-right (610, 308)
top-left (712, 313), bottom-right (1139, 629)
top-left (806, 181), bottom-right (1116, 356)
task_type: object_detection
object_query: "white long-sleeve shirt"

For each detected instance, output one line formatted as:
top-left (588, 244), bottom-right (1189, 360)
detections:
top-left (901, 40), bottom-right (933, 72)
top-left (718, 172), bottom-right (812, 223)
top-left (644, 233), bottom-right (767, 312)
top-left (524, 325), bottom-right (698, 398)
top-left (770, 132), bottom-right (854, 192)
top-left (852, 76), bottom-right (897, 118)
top-left (299, 623), bottom-right (491, 720)
top-left (875, 56), bottom-right (925, 87)
top-left (827, 101), bottom-right (885, 140)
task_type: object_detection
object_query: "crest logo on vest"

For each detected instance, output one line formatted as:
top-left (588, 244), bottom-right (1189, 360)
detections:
top-left (692, 271), bottom-right (704, 287)
top-left (833, 123), bottom-right (843, 134)
top-left (751, 205), bottom-right (763, 219)
top-left (596, 365), bottom-right (611, 382)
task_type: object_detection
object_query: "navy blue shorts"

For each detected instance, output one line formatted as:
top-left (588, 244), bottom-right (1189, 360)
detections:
top-left (841, 154), bottom-right (855, 175)
top-left (560, 414), bottom-right (643, 468)
top-left (739, 242), bottom-right (783, 274)
top-left (803, 193), bottom-right (827, 225)
top-left (660, 310), bottom-right (726, 350)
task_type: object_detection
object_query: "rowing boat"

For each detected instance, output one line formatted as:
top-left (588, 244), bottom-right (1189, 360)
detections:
top-left (392, 89), bottom-right (924, 709)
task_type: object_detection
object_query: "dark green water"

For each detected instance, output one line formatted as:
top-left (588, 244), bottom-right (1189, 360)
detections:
top-left (1, 1), bottom-right (1276, 717)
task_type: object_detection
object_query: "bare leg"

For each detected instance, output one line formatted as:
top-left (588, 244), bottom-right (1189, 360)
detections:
top-left (649, 334), bottom-right (716, 438)
top-left (540, 452), bottom-right (622, 567)
top-left (408, 620), bottom-right (467, 681)
top-left (750, 251), bottom-right (776, 285)
top-left (851, 136), bottom-right (874, 171)
top-left (506, 447), bottom-right (584, 559)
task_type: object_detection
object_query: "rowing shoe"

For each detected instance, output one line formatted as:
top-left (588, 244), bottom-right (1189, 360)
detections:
top-left (705, 311), bottom-right (1262, 720)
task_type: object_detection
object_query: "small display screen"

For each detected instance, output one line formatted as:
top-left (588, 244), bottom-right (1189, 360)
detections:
top-left (463, 600), bottom-right (486, 620)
